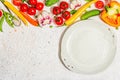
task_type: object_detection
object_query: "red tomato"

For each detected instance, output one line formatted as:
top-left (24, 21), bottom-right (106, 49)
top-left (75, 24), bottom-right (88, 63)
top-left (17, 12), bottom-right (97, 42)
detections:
top-left (52, 7), bottom-right (61, 15)
top-left (20, 3), bottom-right (28, 12)
top-left (36, 2), bottom-right (44, 10)
top-left (62, 11), bottom-right (70, 20)
top-left (60, 1), bottom-right (69, 10)
top-left (27, 7), bottom-right (36, 15)
top-left (29, 0), bottom-right (37, 5)
top-left (12, 0), bottom-right (22, 6)
top-left (0, 10), bottom-right (3, 17)
top-left (95, 1), bottom-right (104, 9)
top-left (54, 16), bottom-right (64, 26)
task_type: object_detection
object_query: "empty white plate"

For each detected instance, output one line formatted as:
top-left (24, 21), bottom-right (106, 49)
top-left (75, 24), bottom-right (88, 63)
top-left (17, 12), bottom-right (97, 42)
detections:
top-left (60, 20), bottom-right (116, 74)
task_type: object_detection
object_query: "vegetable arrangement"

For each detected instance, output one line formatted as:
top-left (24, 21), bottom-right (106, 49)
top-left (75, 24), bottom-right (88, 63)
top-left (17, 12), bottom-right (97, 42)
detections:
top-left (0, 0), bottom-right (120, 32)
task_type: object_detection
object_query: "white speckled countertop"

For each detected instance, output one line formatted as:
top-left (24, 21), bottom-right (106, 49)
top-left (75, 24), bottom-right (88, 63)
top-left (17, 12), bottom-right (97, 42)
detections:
top-left (0, 20), bottom-right (120, 80)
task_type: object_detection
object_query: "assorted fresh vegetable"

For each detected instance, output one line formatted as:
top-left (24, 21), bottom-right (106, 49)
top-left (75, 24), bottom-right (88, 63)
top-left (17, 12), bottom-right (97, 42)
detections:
top-left (0, 0), bottom-right (120, 32)
top-left (20, 11), bottom-right (39, 26)
top-left (65, 0), bottom-right (98, 26)
top-left (1, 0), bottom-right (28, 25)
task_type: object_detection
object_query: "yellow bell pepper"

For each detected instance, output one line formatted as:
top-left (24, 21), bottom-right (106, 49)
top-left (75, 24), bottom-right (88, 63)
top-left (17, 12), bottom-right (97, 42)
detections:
top-left (100, 1), bottom-right (120, 28)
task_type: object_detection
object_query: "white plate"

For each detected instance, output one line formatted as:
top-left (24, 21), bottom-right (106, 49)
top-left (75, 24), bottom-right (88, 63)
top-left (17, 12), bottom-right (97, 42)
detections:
top-left (60, 20), bottom-right (116, 74)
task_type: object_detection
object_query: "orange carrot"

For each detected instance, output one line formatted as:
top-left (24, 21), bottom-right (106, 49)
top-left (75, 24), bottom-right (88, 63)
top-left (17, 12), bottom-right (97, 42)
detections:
top-left (20, 11), bottom-right (39, 26)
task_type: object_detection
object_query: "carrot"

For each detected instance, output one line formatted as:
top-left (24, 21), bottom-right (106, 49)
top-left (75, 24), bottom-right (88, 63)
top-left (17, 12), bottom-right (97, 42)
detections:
top-left (20, 11), bottom-right (39, 26)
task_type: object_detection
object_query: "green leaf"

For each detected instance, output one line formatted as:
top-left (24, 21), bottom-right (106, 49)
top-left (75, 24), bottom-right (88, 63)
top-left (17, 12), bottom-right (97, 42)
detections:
top-left (70, 10), bottom-right (77, 15)
top-left (85, 0), bottom-right (92, 2)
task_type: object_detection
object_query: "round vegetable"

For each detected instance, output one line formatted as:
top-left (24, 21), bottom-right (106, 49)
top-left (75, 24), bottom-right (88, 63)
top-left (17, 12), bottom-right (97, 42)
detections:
top-left (36, 2), bottom-right (44, 10)
top-left (27, 7), bottom-right (36, 15)
top-left (54, 16), bottom-right (64, 25)
top-left (95, 1), bottom-right (104, 9)
top-left (60, 1), bottom-right (69, 10)
top-left (29, 0), bottom-right (37, 5)
top-left (12, 0), bottom-right (22, 6)
top-left (20, 3), bottom-right (28, 12)
top-left (81, 9), bottom-right (100, 20)
top-left (0, 10), bottom-right (3, 17)
top-left (62, 11), bottom-right (71, 20)
top-left (52, 6), bottom-right (61, 15)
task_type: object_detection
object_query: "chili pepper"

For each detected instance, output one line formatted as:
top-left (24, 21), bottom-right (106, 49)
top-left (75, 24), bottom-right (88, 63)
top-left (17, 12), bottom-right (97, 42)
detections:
top-left (0, 16), bottom-right (4, 32)
top-left (3, 11), bottom-right (14, 27)
top-left (100, 1), bottom-right (120, 28)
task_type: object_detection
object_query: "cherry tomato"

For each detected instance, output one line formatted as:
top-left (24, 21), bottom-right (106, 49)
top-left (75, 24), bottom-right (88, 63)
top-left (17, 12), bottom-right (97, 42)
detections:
top-left (95, 1), bottom-right (104, 9)
top-left (36, 2), bottom-right (44, 10)
top-left (52, 6), bottom-right (61, 15)
top-left (62, 11), bottom-right (71, 20)
top-left (20, 3), bottom-right (28, 12)
top-left (12, 0), bottom-right (22, 6)
top-left (60, 1), bottom-right (69, 10)
top-left (54, 16), bottom-right (64, 26)
top-left (27, 7), bottom-right (36, 15)
top-left (29, 0), bottom-right (37, 5)
top-left (0, 10), bottom-right (3, 17)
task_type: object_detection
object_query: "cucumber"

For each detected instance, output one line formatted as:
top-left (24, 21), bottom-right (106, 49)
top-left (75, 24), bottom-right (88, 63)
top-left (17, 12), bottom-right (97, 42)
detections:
top-left (81, 9), bottom-right (100, 20)
top-left (45, 0), bottom-right (59, 7)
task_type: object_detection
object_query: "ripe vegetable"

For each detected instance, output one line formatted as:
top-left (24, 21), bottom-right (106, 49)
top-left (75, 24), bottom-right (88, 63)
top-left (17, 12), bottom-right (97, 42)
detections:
top-left (81, 9), bottom-right (100, 20)
top-left (0, 10), bottom-right (3, 17)
top-left (62, 11), bottom-right (71, 20)
top-left (20, 3), bottom-right (28, 12)
top-left (1, 0), bottom-right (28, 25)
top-left (20, 11), bottom-right (39, 26)
top-left (60, 1), bottom-right (69, 10)
top-left (65, 0), bottom-right (98, 26)
top-left (12, 0), bottom-right (22, 6)
top-left (45, 0), bottom-right (59, 7)
top-left (54, 16), bottom-right (64, 26)
top-left (36, 2), bottom-right (44, 11)
top-left (29, 0), bottom-right (37, 5)
top-left (95, 0), bottom-right (104, 9)
top-left (52, 6), bottom-right (61, 15)
top-left (100, 1), bottom-right (120, 27)
top-left (27, 7), bottom-right (36, 15)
